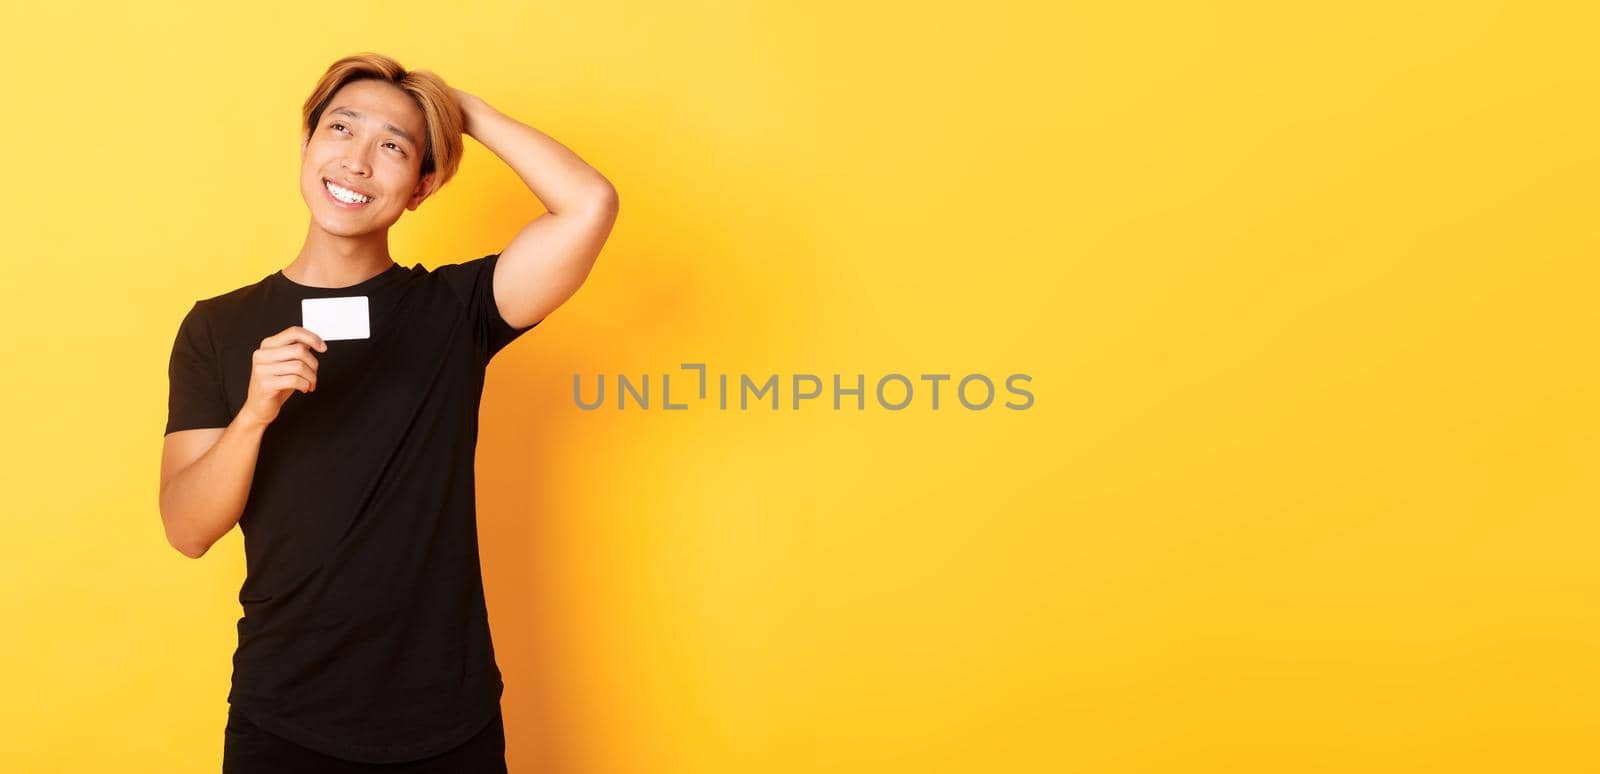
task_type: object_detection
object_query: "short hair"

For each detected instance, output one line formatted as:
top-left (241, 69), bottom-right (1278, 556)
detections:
top-left (301, 52), bottom-right (464, 190)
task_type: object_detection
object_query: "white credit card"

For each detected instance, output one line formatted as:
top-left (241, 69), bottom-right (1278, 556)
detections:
top-left (301, 296), bottom-right (371, 341)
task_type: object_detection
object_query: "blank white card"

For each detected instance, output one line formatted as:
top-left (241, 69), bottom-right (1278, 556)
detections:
top-left (301, 296), bottom-right (371, 341)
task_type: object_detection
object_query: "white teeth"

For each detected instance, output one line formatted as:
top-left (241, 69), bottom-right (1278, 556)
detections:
top-left (325, 180), bottom-right (371, 204)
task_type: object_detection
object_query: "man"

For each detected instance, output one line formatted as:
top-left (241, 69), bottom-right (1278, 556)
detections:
top-left (157, 53), bottom-right (617, 771)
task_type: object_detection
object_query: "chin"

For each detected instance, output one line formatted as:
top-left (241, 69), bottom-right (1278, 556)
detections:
top-left (307, 209), bottom-right (364, 235)
top-left (313, 208), bottom-right (399, 238)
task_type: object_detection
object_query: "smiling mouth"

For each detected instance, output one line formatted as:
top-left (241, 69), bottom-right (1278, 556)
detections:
top-left (324, 179), bottom-right (374, 206)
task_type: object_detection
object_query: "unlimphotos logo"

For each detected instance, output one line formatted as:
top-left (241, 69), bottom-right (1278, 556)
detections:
top-left (574, 364), bottom-right (1034, 411)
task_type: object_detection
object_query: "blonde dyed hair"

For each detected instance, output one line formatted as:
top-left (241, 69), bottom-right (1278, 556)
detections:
top-left (301, 52), bottom-right (465, 190)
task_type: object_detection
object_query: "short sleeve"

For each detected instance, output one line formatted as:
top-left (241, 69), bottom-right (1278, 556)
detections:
top-left (436, 253), bottom-right (541, 363)
top-left (165, 301), bottom-right (232, 435)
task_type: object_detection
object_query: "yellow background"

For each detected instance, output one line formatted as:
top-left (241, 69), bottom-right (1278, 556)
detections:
top-left (2, 1), bottom-right (1595, 771)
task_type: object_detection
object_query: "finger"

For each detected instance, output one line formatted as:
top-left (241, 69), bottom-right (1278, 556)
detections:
top-left (269, 373), bottom-right (313, 394)
top-left (254, 343), bottom-right (320, 373)
top-left (269, 361), bottom-right (317, 392)
top-left (261, 326), bottom-right (327, 353)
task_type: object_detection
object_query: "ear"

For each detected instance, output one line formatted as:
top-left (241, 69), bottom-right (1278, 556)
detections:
top-left (406, 172), bottom-right (438, 211)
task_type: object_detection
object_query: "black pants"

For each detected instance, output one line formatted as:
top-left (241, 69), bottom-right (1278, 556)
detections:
top-left (222, 704), bottom-right (508, 773)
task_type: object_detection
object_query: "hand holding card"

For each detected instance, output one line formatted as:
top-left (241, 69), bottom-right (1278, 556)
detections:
top-left (240, 326), bottom-right (327, 427)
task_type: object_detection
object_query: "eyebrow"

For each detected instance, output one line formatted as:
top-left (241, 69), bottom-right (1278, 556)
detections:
top-left (326, 106), bottom-right (418, 150)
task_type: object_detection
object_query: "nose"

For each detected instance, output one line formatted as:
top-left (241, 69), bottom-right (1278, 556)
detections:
top-left (340, 148), bottom-right (373, 177)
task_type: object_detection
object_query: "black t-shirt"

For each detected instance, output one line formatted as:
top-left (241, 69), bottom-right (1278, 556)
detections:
top-left (164, 254), bottom-right (538, 763)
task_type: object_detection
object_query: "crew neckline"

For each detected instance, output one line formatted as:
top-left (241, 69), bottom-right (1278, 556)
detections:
top-left (273, 261), bottom-right (404, 293)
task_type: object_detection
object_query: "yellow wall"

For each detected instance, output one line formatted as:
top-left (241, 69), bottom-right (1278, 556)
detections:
top-left (2, 1), bottom-right (1595, 771)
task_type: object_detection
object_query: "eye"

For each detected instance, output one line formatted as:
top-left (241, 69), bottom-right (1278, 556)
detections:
top-left (384, 142), bottom-right (404, 154)
top-left (329, 121), bottom-right (348, 133)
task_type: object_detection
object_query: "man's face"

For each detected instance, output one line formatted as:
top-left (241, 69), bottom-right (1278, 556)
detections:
top-left (299, 79), bottom-right (436, 237)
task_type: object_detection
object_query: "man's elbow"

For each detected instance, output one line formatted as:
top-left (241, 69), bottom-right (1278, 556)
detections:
top-left (167, 530), bottom-right (208, 559)
top-left (586, 181), bottom-right (619, 216)
top-left (160, 508), bottom-right (209, 559)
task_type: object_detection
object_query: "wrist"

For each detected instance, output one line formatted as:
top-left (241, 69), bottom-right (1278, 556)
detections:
top-left (456, 92), bottom-right (491, 135)
top-left (233, 408), bottom-right (271, 434)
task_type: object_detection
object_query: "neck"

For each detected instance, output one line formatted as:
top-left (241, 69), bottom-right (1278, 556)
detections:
top-left (285, 221), bottom-right (396, 286)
